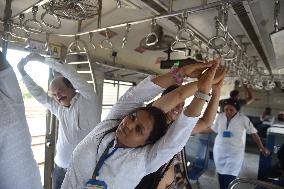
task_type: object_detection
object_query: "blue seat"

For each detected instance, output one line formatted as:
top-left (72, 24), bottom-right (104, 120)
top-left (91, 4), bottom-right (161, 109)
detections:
top-left (183, 134), bottom-right (210, 180)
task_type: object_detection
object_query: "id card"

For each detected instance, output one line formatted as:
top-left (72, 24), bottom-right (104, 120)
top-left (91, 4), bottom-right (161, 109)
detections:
top-left (223, 131), bottom-right (232, 138)
top-left (85, 179), bottom-right (107, 189)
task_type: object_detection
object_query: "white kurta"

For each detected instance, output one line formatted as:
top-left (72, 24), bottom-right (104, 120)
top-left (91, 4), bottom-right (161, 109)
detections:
top-left (0, 67), bottom-right (42, 189)
top-left (211, 113), bottom-right (257, 176)
top-left (60, 76), bottom-right (199, 189)
top-left (22, 58), bottom-right (100, 168)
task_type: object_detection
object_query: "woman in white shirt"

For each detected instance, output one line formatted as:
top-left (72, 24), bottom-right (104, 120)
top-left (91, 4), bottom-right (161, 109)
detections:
top-left (61, 60), bottom-right (221, 189)
top-left (192, 99), bottom-right (270, 189)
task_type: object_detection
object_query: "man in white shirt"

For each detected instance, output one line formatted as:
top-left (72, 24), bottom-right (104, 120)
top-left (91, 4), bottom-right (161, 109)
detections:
top-left (0, 51), bottom-right (42, 189)
top-left (17, 53), bottom-right (100, 189)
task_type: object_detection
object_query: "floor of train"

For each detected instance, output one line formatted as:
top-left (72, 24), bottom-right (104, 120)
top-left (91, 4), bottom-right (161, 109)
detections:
top-left (190, 144), bottom-right (261, 189)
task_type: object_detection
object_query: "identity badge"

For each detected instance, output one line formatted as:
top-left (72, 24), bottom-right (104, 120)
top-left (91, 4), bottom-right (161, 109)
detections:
top-left (85, 179), bottom-right (107, 189)
top-left (223, 131), bottom-right (232, 138)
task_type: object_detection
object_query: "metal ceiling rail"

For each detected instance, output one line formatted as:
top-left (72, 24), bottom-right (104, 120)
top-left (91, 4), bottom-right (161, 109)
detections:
top-left (49, 0), bottom-right (246, 37)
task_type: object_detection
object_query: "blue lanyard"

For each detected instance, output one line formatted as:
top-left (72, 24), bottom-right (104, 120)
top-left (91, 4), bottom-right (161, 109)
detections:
top-left (92, 139), bottom-right (118, 179)
top-left (226, 119), bottom-right (231, 130)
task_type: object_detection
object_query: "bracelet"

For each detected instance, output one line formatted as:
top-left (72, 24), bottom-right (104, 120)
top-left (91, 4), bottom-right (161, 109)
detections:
top-left (194, 91), bottom-right (211, 102)
top-left (170, 68), bottom-right (184, 85)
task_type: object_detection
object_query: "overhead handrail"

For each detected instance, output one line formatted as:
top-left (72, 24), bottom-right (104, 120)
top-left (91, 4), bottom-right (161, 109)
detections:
top-left (24, 6), bottom-right (44, 34)
top-left (41, 0), bottom-right (61, 29)
top-left (228, 177), bottom-right (284, 189)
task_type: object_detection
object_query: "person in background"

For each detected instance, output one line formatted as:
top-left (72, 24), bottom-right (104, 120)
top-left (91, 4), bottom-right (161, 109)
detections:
top-left (192, 99), bottom-right (270, 189)
top-left (260, 107), bottom-right (274, 125)
top-left (219, 84), bottom-right (258, 112)
top-left (17, 53), bottom-right (100, 189)
top-left (273, 112), bottom-right (284, 126)
top-left (0, 51), bottom-right (42, 189)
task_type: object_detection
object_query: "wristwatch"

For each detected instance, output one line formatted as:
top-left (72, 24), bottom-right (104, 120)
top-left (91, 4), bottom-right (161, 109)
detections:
top-left (194, 91), bottom-right (211, 102)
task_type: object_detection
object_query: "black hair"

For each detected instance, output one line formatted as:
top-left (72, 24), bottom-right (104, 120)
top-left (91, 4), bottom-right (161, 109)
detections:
top-left (277, 113), bottom-right (284, 122)
top-left (278, 144), bottom-right (284, 171)
top-left (62, 77), bottom-right (75, 90)
top-left (230, 90), bottom-right (239, 98)
top-left (135, 106), bottom-right (167, 144)
top-left (98, 106), bottom-right (167, 148)
top-left (162, 84), bottom-right (179, 96)
top-left (223, 99), bottom-right (241, 111)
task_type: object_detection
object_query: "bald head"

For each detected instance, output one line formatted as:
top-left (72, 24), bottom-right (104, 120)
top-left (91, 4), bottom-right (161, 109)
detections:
top-left (50, 77), bottom-right (76, 107)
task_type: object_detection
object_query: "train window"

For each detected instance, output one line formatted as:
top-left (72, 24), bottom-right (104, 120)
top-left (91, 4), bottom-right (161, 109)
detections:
top-left (101, 79), bottom-right (133, 120)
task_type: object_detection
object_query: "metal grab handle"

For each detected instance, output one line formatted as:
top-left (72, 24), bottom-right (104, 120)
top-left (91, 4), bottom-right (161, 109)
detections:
top-left (100, 39), bottom-right (113, 50)
top-left (170, 40), bottom-right (188, 56)
top-left (145, 19), bottom-right (159, 46)
top-left (67, 36), bottom-right (88, 55)
top-left (41, 12), bottom-right (61, 29)
top-left (116, 0), bottom-right (122, 8)
top-left (223, 43), bottom-right (238, 61)
top-left (145, 32), bottom-right (159, 46)
top-left (44, 33), bottom-right (52, 55)
top-left (62, 2), bottom-right (87, 20)
top-left (228, 177), bottom-right (284, 189)
top-left (89, 32), bottom-right (96, 50)
top-left (24, 6), bottom-right (44, 34)
top-left (208, 17), bottom-right (227, 50)
top-left (100, 29), bottom-right (113, 50)
top-left (121, 24), bottom-right (131, 48)
top-left (176, 28), bottom-right (195, 42)
top-left (9, 14), bottom-right (29, 40)
top-left (41, 0), bottom-right (61, 29)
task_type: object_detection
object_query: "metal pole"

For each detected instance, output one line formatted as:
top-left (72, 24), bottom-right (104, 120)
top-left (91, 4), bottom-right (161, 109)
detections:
top-left (2, 0), bottom-right (13, 58)
top-left (49, 0), bottom-right (246, 37)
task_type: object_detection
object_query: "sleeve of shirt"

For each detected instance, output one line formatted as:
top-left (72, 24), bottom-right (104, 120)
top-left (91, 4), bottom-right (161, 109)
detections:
top-left (105, 75), bottom-right (164, 120)
top-left (144, 112), bottom-right (199, 174)
top-left (244, 116), bottom-right (258, 134)
top-left (0, 67), bottom-right (23, 104)
top-left (22, 74), bottom-right (59, 116)
top-left (44, 58), bottom-right (97, 100)
top-left (211, 114), bottom-right (221, 133)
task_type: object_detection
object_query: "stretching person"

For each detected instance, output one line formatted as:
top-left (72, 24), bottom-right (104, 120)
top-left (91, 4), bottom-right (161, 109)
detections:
top-left (0, 51), bottom-right (42, 189)
top-left (17, 53), bottom-right (100, 189)
top-left (60, 60), bottom-right (219, 189)
top-left (136, 67), bottom-right (226, 189)
top-left (219, 84), bottom-right (258, 112)
top-left (192, 99), bottom-right (270, 189)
